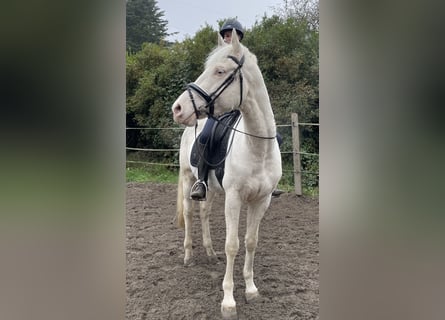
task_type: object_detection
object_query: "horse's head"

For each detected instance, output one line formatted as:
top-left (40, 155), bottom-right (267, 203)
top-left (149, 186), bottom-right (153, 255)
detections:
top-left (172, 29), bottom-right (250, 126)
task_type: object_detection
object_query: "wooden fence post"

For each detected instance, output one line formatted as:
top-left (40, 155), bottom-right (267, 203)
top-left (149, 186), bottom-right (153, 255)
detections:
top-left (291, 113), bottom-right (302, 195)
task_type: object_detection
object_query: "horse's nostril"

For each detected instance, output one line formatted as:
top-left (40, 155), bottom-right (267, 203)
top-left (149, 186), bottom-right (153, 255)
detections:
top-left (173, 104), bottom-right (182, 115)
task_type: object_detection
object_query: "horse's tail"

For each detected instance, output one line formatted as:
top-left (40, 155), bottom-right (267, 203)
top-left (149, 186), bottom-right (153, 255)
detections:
top-left (176, 171), bottom-right (185, 229)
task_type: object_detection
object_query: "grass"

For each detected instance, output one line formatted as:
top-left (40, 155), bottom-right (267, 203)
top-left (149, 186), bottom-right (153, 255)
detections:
top-left (127, 164), bottom-right (318, 196)
top-left (126, 165), bottom-right (178, 184)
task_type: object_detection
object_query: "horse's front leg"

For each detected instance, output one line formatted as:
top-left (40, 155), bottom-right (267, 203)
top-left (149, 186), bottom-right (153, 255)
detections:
top-left (199, 191), bottom-right (216, 258)
top-left (244, 197), bottom-right (270, 301)
top-left (221, 192), bottom-right (241, 319)
top-left (182, 178), bottom-right (195, 266)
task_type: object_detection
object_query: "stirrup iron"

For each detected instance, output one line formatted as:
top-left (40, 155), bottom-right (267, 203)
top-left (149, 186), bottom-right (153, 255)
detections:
top-left (190, 180), bottom-right (208, 201)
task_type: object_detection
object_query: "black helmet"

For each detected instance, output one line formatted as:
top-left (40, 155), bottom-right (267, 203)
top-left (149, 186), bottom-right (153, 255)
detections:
top-left (219, 19), bottom-right (244, 40)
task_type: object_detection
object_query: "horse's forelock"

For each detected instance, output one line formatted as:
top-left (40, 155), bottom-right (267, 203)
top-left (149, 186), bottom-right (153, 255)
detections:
top-left (205, 45), bottom-right (228, 68)
top-left (205, 43), bottom-right (250, 69)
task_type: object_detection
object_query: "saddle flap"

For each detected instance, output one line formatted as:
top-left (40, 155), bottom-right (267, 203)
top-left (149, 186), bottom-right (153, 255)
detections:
top-left (190, 110), bottom-right (241, 186)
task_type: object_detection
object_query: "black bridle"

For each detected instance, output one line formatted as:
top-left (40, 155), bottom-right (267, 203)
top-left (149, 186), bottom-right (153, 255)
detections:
top-left (186, 55), bottom-right (245, 119)
top-left (187, 54), bottom-right (277, 141)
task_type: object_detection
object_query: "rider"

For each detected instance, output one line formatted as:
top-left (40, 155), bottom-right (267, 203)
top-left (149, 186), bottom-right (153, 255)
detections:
top-left (190, 19), bottom-right (283, 200)
top-left (190, 19), bottom-right (245, 201)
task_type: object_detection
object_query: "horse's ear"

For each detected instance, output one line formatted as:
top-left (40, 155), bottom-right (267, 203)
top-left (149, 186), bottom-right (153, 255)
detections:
top-left (231, 28), bottom-right (241, 53)
top-left (218, 33), bottom-right (225, 47)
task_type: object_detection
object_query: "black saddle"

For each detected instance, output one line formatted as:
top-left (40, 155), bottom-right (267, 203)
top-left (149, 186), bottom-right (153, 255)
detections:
top-left (190, 110), bottom-right (241, 187)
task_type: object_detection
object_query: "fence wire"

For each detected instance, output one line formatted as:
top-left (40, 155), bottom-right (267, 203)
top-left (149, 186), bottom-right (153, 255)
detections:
top-left (126, 120), bottom-right (319, 182)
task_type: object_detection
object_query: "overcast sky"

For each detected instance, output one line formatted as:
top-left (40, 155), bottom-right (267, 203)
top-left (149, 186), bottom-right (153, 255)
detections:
top-left (157, 0), bottom-right (284, 42)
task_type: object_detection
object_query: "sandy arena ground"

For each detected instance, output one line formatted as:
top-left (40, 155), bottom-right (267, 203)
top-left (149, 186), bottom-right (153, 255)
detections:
top-left (126, 182), bottom-right (319, 319)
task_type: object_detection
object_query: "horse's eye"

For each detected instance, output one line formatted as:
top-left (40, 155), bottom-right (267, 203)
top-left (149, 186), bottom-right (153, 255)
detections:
top-left (216, 68), bottom-right (226, 75)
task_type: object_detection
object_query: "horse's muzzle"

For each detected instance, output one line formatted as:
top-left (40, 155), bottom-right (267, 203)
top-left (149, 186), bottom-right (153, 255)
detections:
top-left (172, 102), bottom-right (182, 117)
top-left (172, 101), bottom-right (197, 126)
top-left (172, 102), bottom-right (184, 123)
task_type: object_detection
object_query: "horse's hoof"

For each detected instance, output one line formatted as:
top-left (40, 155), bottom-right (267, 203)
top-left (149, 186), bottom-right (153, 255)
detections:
top-left (183, 249), bottom-right (194, 266)
top-left (206, 255), bottom-right (218, 264)
top-left (245, 290), bottom-right (260, 302)
top-left (183, 256), bottom-right (194, 266)
top-left (205, 247), bottom-right (216, 257)
top-left (205, 250), bottom-right (218, 263)
top-left (221, 304), bottom-right (237, 319)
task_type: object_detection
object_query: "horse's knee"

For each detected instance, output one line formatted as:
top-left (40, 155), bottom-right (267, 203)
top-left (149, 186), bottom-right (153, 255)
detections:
top-left (183, 209), bottom-right (193, 221)
top-left (203, 238), bottom-right (213, 249)
top-left (245, 237), bottom-right (258, 252)
top-left (225, 239), bottom-right (239, 256)
top-left (199, 209), bottom-right (209, 221)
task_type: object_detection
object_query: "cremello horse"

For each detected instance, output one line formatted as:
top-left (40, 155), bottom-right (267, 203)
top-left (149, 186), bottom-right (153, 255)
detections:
top-left (172, 29), bottom-right (282, 319)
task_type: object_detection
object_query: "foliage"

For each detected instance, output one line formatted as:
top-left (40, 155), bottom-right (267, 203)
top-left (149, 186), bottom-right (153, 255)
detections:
top-left (246, 15), bottom-right (319, 189)
top-left (126, 10), bottom-right (319, 190)
top-left (245, 16), bottom-right (319, 124)
top-left (126, 25), bottom-right (219, 153)
top-left (274, 0), bottom-right (319, 31)
top-left (126, 0), bottom-right (168, 52)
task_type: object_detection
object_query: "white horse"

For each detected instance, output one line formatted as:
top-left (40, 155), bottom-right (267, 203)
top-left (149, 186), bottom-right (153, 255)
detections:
top-left (171, 29), bottom-right (282, 319)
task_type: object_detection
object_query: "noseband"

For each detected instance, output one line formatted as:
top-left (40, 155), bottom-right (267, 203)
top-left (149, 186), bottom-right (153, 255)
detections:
top-left (186, 55), bottom-right (245, 119)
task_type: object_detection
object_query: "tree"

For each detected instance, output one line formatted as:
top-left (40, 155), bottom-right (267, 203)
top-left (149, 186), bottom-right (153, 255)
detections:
top-left (126, 15), bottom-right (319, 190)
top-left (126, 25), bottom-right (217, 151)
top-left (246, 15), bottom-right (319, 189)
top-left (246, 15), bottom-right (318, 123)
top-left (126, 0), bottom-right (168, 52)
top-left (275, 0), bottom-right (319, 30)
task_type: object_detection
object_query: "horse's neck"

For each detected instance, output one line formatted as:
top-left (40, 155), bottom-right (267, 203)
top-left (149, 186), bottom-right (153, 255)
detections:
top-left (240, 89), bottom-right (276, 149)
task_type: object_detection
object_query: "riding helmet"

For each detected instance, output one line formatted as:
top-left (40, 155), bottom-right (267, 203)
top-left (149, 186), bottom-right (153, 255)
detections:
top-left (219, 19), bottom-right (244, 40)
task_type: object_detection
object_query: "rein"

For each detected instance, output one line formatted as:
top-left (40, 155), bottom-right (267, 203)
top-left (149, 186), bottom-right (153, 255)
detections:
top-left (209, 114), bottom-right (277, 140)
